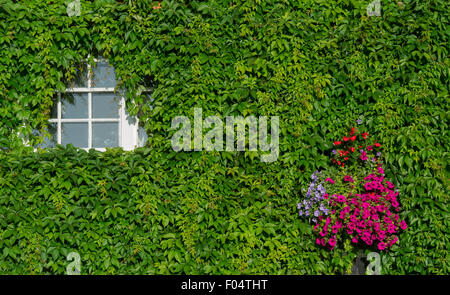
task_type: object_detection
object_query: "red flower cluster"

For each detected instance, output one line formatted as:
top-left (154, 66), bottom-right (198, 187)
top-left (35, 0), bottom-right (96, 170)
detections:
top-left (331, 127), bottom-right (382, 167)
top-left (313, 165), bottom-right (407, 251)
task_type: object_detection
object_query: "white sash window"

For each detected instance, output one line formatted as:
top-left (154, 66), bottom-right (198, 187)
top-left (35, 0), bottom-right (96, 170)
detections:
top-left (38, 58), bottom-right (147, 151)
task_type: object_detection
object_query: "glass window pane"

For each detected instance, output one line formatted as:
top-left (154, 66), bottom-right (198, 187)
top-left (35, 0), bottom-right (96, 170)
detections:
top-left (138, 125), bottom-right (148, 147)
top-left (70, 63), bottom-right (88, 88)
top-left (50, 98), bottom-right (58, 119)
top-left (62, 123), bottom-right (88, 147)
top-left (92, 93), bottom-right (120, 118)
top-left (35, 123), bottom-right (58, 148)
top-left (92, 122), bottom-right (119, 148)
top-left (62, 93), bottom-right (88, 119)
top-left (92, 61), bottom-right (116, 88)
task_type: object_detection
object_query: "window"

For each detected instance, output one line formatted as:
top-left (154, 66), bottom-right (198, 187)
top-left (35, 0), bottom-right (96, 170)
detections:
top-left (38, 58), bottom-right (146, 151)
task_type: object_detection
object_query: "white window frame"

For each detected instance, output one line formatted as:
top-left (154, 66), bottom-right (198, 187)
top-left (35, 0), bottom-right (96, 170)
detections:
top-left (44, 58), bottom-right (141, 151)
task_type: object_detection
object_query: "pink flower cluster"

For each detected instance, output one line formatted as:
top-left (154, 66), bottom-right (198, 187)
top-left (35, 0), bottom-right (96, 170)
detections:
top-left (314, 164), bottom-right (407, 251)
top-left (343, 175), bottom-right (354, 183)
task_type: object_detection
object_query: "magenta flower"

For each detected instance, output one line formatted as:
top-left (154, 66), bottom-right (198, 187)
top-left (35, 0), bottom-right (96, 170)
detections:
top-left (389, 236), bottom-right (398, 246)
top-left (361, 151), bottom-right (368, 161)
top-left (328, 238), bottom-right (336, 248)
top-left (399, 220), bottom-right (407, 230)
top-left (336, 195), bottom-right (346, 203)
top-left (344, 175), bottom-right (354, 183)
top-left (377, 242), bottom-right (386, 251)
top-left (331, 224), bottom-right (339, 234)
top-left (325, 178), bottom-right (335, 184)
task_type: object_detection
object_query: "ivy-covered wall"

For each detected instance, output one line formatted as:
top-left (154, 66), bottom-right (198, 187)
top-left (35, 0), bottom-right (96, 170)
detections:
top-left (0, 0), bottom-right (448, 274)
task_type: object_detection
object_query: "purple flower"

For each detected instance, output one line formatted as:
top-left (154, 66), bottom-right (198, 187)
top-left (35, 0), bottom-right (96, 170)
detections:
top-left (299, 171), bottom-right (331, 223)
top-left (332, 149), bottom-right (337, 155)
top-left (311, 171), bottom-right (319, 181)
top-left (317, 184), bottom-right (326, 194)
top-left (306, 189), bottom-right (312, 198)
top-left (357, 119), bottom-right (362, 125)
top-left (376, 152), bottom-right (381, 157)
top-left (314, 191), bottom-right (321, 201)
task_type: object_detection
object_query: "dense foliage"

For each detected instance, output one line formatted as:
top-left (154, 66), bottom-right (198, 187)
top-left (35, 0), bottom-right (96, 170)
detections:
top-left (0, 0), bottom-right (448, 274)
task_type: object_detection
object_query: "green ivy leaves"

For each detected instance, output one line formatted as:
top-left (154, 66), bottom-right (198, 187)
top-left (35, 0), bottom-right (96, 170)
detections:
top-left (0, 0), bottom-right (448, 274)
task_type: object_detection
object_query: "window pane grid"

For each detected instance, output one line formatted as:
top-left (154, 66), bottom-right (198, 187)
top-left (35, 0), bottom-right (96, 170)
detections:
top-left (88, 92), bottom-right (92, 148)
top-left (57, 93), bottom-right (62, 144)
top-left (49, 118), bottom-right (119, 123)
top-left (88, 63), bottom-right (92, 149)
top-left (35, 58), bottom-right (143, 151)
top-left (51, 61), bottom-right (121, 149)
top-left (64, 88), bottom-right (116, 92)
